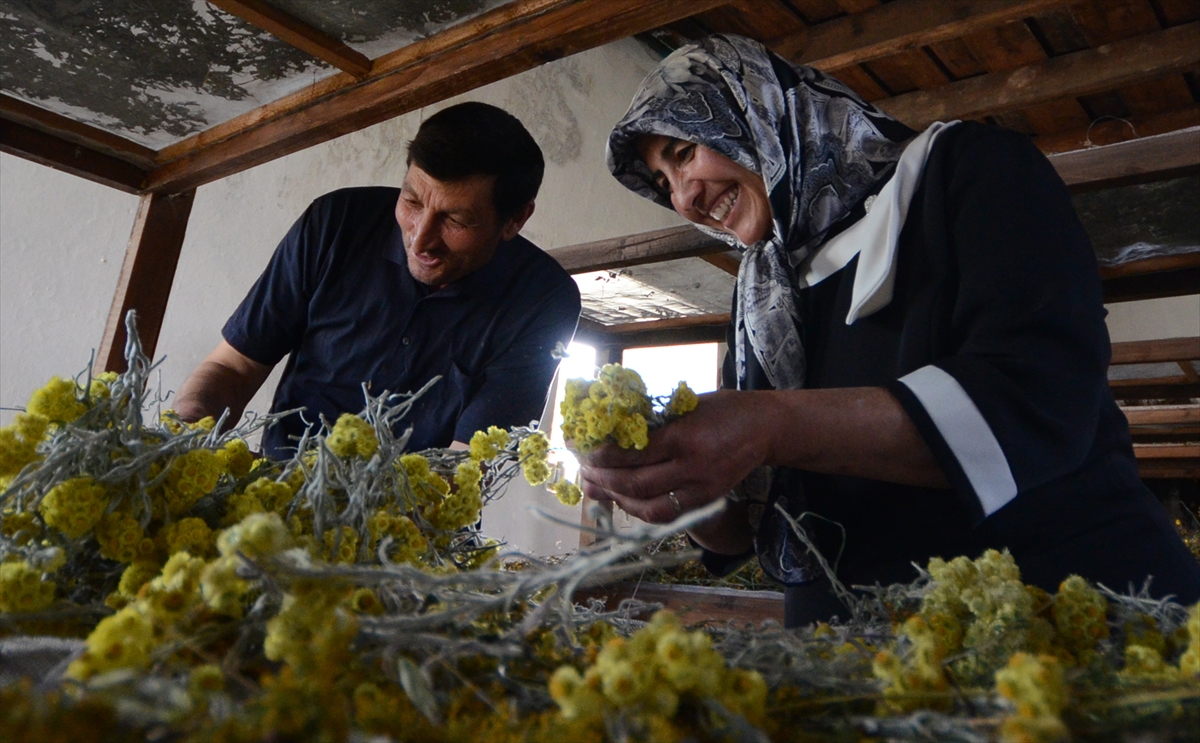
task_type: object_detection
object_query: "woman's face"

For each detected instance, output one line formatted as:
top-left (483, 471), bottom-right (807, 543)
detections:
top-left (637, 134), bottom-right (773, 245)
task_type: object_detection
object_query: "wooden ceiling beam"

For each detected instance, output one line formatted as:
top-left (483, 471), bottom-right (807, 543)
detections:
top-left (701, 252), bottom-right (742, 276)
top-left (1046, 125), bottom-right (1200, 190)
top-left (876, 22), bottom-right (1200, 129)
top-left (0, 117), bottom-right (147, 193)
top-left (155, 0), bottom-right (567, 166)
top-left (1033, 105), bottom-right (1200, 155)
top-left (1110, 337), bottom-right (1200, 366)
top-left (0, 93), bottom-right (156, 169)
top-left (550, 225), bottom-right (729, 274)
top-left (574, 313), bottom-right (730, 349)
top-left (146, 0), bottom-right (732, 193)
top-left (775, 0), bottom-right (1070, 70)
top-left (206, 0), bottom-right (372, 78)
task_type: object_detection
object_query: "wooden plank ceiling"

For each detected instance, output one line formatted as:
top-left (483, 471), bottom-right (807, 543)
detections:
top-left (2, 0), bottom-right (1197, 195)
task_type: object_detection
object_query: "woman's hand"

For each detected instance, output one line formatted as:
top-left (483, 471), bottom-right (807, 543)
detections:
top-left (578, 390), bottom-right (773, 524)
top-left (574, 385), bottom-right (946, 553)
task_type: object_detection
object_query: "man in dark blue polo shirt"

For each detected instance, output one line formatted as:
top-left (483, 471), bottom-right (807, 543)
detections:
top-left (175, 102), bottom-right (582, 458)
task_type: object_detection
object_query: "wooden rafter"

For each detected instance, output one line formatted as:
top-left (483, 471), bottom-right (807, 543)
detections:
top-left (876, 22), bottom-right (1200, 129)
top-left (1110, 337), bottom-right (1200, 366)
top-left (0, 94), bottom-right (156, 169)
top-left (144, 0), bottom-right (733, 193)
top-left (0, 117), bottom-right (147, 194)
top-left (1033, 105), bottom-right (1200, 155)
top-left (776, 0), bottom-right (1070, 71)
top-left (575, 313), bottom-right (730, 349)
top-left (153, 0), bottom-right (566, 167)
top-left (206, 0), bottom-right (372, 78)
top-left (696, 0), bottom-right (807, 45)
top-left (701, 252), bottom-right (742, 276)
top-left (1046, 125), bottom-right (1200, 189)
top-left (550, 225), bottom-right (728, 274)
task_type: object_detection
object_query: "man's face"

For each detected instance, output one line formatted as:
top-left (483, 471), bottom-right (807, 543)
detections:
top-left (395, 165), bottom-right (526, 288)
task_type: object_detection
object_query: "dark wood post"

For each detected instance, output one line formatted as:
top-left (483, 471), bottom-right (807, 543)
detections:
top-left (97, 190), bottom-right (196, 372)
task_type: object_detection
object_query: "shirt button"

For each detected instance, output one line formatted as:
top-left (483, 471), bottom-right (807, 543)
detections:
top-left (401, 337), bottom-right (411, 346)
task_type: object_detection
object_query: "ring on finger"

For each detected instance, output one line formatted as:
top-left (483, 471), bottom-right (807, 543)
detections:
top-left (667, 492), bottom-right (682, 515)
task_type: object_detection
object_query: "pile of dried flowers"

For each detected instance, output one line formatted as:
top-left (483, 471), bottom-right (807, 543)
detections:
top-left (1, 316), bottom-right (1197, 742)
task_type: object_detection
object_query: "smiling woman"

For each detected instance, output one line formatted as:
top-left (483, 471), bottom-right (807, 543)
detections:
top-left (589, 33), bottom-right (1200, 626)
top-left (635, 135), bottom-right (773, 247)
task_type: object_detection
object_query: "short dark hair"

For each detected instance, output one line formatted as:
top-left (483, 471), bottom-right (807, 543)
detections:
top-left (407, 102), bottom-right (544, 221)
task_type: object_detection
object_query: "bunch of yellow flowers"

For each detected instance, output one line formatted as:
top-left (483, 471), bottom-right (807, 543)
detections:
top-left (551, 364), bottom-right (699, 507)
top-left (549, 610), bottom-right (767, 735)
top-left (562, 364), bottom-right (700, 452)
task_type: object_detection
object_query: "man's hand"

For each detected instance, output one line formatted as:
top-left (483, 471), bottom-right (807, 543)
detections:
top-left (174, 341), bottom-right (273, 427)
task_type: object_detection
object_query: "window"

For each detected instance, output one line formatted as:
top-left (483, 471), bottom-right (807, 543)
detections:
top-left (546, 341), bottom-right (720, 483)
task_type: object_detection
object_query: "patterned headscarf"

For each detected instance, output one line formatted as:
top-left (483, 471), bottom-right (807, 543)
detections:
top-left (608, 35), bottom-right (916, 586)
top-left (608, 34), bottom-right (912, 390)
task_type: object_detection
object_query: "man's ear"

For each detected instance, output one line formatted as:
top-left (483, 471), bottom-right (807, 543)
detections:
top-left (499, 200), bottom-right (535, 241)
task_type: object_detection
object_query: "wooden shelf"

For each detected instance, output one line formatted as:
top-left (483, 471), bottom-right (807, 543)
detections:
top-left (577, 581), bottom-right (784, 626)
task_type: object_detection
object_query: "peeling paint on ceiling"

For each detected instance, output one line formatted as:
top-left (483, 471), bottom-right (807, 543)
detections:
top-left (575, 257), bottom-right (736, 325)
top-left (0, 0), bottom-right (508, 148)
top-left (269, 0), bottom-right (510, 59)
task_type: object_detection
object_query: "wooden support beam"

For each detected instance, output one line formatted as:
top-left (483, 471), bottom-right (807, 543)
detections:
top-left (575, 313), bottom-right (730, 350)
top-left (777, 0), bottom-right (1068, 70)
top-left (551, 225), bottom-right (728, 274)
top-left (876, 23), bottom-right (1200, 130)
top-left (0, 94), bottom-right (156, 169)
top-left (698, 0), bottom-right (807, 46)
top-left (576, 582), bottom-right (784, 625)
top-left (0, 118), bottom-right (147, 193)
top-left (1123, 405), bottom-right (1200, 427)
top-left (1034, 105), bottom-right (1200, 155)
top-left (98, 191), bottom-right (197, 372)
top-left (1048, 126), bottom-right (1200, 191)
top-left (1110, 337), bottom-right (1200, 366)
top-left (146, 0), bottom-right (732, 192)
top-left (701, 252), bottom-right (742, 276)
top-left (207, 0), bottom-right (372, 78)
top-left (1135, 444), bottom-right (1200, 478)
top-left (1100, 255), bottom-right (1200, 304)
top-left (578, 497), bottom-right (614, 549)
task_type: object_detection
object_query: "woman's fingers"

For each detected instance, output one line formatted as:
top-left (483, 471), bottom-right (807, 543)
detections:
top-left (579, 456), bottom-right (677, 503)
top-left (578, 390), bottom-right (774, 522)
top-left (607, 490), bottom-right (685, 524)
top-left (574, 437), bottom-right (670, 469)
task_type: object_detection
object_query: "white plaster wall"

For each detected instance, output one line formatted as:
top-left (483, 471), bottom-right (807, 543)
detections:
top-left (0, 154), bottom-right (139, 425)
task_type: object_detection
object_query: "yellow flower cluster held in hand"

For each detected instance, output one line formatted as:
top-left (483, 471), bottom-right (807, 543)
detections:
top-left (551, 363), bottom-right (699, 507)
top-left (559, 364), bottom-right (654, 454)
